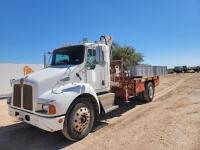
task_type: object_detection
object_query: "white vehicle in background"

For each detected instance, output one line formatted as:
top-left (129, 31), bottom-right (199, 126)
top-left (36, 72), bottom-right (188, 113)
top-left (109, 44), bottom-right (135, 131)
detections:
top-left (8, 35), bottom-right (159, 141)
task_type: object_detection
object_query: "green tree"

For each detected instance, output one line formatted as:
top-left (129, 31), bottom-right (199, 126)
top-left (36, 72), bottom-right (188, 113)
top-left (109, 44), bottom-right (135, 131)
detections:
top-left (111, 42), bottom-right (143, 66)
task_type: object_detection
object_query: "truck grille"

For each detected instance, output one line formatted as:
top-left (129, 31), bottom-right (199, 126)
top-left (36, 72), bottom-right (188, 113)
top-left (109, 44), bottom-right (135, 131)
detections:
top-left (13, 84), bottom-right (21, 107)
top-left (23, 84), bottom-right (33, 110)
top-left (13, 84), bottom-right (33, 111)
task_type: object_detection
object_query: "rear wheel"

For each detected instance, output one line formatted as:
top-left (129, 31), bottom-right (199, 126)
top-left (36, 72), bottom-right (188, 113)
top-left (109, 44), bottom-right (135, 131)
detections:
top-left (62, 98), bottom-right (95, 141)
top-left (142, 82), bottom-right (155, 102)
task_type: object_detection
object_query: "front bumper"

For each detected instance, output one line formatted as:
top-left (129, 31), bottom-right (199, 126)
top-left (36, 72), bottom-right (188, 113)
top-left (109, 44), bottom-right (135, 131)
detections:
top-left (8, 106), bottom-right (65, 132)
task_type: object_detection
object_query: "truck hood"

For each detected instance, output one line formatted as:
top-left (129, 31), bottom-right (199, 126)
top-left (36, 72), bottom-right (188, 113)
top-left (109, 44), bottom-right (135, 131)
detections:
top-left (23, 65), bottom-right (80, 96)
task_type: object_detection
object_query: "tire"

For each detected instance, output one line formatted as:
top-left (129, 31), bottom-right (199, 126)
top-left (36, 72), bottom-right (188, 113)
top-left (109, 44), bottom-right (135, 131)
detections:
top-left (62, 98), bottom-right (95, 141)
top-left (142, 82), bottom-right (155, 102)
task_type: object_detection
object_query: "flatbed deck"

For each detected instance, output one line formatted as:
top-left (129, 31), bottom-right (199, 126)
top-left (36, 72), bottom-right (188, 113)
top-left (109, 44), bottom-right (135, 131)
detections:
top-left (111, 76), bottom-right (159, 101)
top-left (110, 60), bottom-right (159, 101)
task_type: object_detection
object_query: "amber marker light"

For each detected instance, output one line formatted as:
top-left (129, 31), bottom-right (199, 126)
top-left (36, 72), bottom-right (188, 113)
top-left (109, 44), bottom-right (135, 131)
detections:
top-left (58, 118), bottom-right (64, 123)
top-left (48, 104), bottom-right (56, 115)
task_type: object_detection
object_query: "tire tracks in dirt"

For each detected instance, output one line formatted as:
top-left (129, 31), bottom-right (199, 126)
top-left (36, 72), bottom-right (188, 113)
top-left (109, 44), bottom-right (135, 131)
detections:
top-left (154, 75), bottom-right (191, 101)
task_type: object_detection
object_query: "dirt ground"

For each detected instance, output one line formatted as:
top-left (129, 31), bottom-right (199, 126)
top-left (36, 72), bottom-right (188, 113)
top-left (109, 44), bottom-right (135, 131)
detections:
top-left (0, 73), bottom-right (200, 150)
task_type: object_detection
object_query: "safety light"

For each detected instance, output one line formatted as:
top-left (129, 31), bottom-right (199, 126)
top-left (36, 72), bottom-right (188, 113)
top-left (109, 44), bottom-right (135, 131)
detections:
top-left (48, 104), bottom-right (56, 115)
top-left (41, 104), bottom-right (56, 115)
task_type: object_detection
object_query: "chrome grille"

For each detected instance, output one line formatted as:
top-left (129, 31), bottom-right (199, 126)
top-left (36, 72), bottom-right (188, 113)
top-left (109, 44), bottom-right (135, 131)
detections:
top-left (23, 84), bottom-right (33, 110)
top-left (13, 84), bottom-right (21, 107)
top-left (13, 84), bottom-right (33, 111)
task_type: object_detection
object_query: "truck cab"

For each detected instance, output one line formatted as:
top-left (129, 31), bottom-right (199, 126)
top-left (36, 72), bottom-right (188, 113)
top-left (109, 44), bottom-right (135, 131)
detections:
top-left (8, 36), bottom-right (114, 140)
top-left (50, 43), bottom-right (111, 93)
top-left (8, 35), bottom-right (159, 141)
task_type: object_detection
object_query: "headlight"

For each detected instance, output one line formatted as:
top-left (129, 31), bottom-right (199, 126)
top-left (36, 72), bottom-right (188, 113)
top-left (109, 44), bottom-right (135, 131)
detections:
top-left (41, 104), bottom-right (56, 115)
top-left (42, 104), bottom-right (49, 112)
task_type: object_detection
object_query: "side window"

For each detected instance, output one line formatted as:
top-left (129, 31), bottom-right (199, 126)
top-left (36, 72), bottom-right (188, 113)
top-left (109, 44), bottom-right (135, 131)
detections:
top-left (96, 47), bottom-right (100, 63)
top-left (87, 47), bottom-right (104, 66)
top-left (96, 46), bottom-right (104, 63)
top-left (87, 49), bottom-right (96, 65)
top-left (100, 47), bottom-right (104, 62)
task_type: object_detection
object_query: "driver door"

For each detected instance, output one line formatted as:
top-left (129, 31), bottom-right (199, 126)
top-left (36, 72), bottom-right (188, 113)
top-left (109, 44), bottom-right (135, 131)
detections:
top-left (86, 46), bottom-right (106, 93)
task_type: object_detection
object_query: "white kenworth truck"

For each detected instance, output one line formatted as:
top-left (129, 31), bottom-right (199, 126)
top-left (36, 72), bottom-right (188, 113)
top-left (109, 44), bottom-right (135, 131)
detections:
top-left (8, 35), bottom-right (159, 141)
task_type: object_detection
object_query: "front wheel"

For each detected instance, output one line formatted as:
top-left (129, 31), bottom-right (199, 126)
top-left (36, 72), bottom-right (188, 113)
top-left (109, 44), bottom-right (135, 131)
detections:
top-left (62, 98), bottom-right (95, 141)
top-left (142, 82), bottom-right (155, 102)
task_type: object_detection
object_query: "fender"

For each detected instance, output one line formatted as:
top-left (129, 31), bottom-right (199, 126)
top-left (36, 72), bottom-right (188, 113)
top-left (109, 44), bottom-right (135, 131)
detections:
top-left (38, 82), bottom-right (101, 116)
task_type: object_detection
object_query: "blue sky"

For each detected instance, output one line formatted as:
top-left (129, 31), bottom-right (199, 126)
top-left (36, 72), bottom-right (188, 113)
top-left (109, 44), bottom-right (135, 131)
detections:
top-left (0, 0), bottom-right (199, 67)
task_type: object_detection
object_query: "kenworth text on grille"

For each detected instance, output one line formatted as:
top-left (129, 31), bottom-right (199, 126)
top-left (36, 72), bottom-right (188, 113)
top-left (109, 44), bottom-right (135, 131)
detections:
top-left (8, 35), bottom-right (159, 141)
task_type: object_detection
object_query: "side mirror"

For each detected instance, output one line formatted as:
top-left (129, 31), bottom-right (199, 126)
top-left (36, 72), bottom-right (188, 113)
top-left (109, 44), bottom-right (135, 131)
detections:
top-left (86, 63), bottom-right (96, 70)
top-left (44, 53), bottom-right (47, 68)
top-left (10, 79), bottom-right (15, 87)
top-left (44, 52), bottom-right (52, 68)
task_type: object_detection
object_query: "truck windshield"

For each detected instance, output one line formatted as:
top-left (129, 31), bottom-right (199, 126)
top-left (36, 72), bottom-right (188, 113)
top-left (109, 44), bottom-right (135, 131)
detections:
top-left (51, 45), bottom-right (85, 65)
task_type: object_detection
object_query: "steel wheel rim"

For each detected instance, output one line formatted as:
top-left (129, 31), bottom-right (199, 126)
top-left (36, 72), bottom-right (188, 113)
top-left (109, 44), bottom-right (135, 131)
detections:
top-left (149, 85), bottom-right (154, 99)
top-left (73, 107), bottom-right (91, 133)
